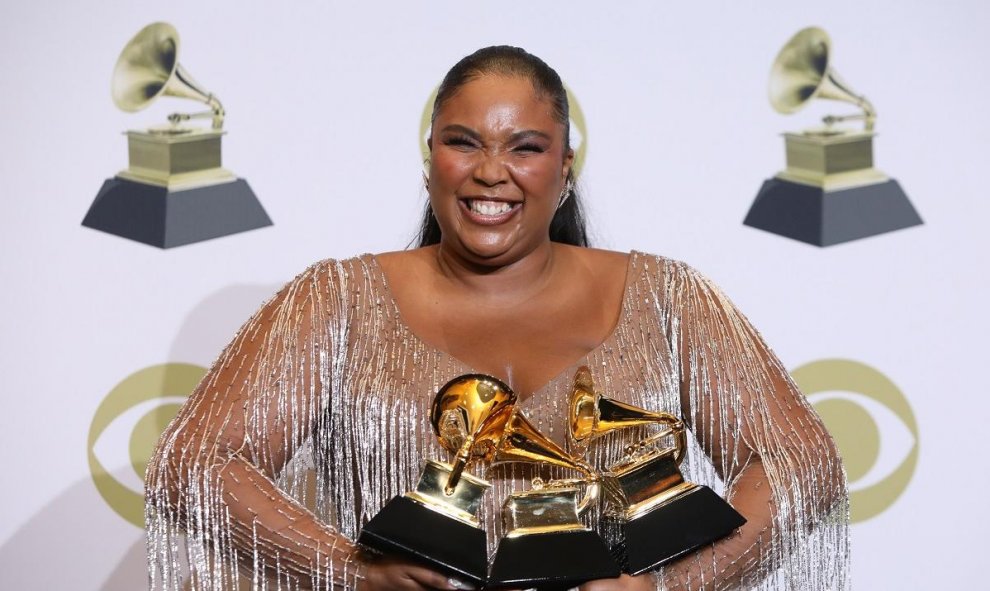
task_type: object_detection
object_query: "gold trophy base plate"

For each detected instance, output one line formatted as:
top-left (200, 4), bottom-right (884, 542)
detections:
top-left (406, 459), bottom-right (490, 526)
top-left (117, 167), bottom-right (237, 191)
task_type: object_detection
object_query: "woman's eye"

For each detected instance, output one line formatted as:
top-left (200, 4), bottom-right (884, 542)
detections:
top-left (514, 143), bottom-right (546, 154)
top-left (444, 136), bottom-right (477, 149)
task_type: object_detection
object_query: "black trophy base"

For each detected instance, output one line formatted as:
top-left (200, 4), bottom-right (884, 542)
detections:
top-left (488, 529), bottom-right (621, 590)
top-left (357, 496), bottom-right (488, 586)
top-left (744, 177), bottom-right (922, 247)
top-left (615, 485), bottom-right (746, 575)
top-left (83, 177), bottom-right (272, 248)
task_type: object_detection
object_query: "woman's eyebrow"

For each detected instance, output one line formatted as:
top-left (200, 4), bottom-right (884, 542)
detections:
top-left (439, 125), bottom-right (552, 143)
top-left (508, 130), bottom-right (552, 142)
top-left (438, 124), bottom-right (481, 139)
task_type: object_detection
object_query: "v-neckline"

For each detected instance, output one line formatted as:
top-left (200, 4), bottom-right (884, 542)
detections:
top-left (364, 251), bottom-right (640, 402)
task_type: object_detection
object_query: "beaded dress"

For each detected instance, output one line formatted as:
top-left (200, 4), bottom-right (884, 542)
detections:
top-left (145, 252), bottom-right (849, 590)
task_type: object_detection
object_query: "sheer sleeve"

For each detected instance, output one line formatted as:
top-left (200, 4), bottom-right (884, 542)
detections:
top-left (145, 260), bottom-right (366, 590)
top-left (653, 260), bottom-right (849, 590)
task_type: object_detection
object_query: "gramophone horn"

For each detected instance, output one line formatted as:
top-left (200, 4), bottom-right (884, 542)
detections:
top-left (432, 374), bottom-right (516, 494)
top-left (489, 409), bottom-right (600, 514)
top-left (111, 22), bottom-right (224, 128)
top-left (768, 26), bottom-right (875, 130)
top-left (569, 366), bottom-right (686, 463)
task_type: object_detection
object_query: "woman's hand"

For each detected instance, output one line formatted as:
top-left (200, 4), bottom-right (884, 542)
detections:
top-left (577, 573), bottom-right (656, 590)
top-left (357, 556), bottom-right (477, 591)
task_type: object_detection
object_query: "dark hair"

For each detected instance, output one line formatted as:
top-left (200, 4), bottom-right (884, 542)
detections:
top-left (415, 46), bottom-right (589, 248)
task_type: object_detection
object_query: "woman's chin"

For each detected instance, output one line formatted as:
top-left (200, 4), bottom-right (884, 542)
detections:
top-left (463, 241), bottom-right (517, 263)
top-left (449, 231), bottom-right (531, 264)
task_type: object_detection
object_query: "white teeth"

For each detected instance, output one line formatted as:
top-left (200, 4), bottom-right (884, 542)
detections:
top-left (468, 200), bottom-right (513, 216)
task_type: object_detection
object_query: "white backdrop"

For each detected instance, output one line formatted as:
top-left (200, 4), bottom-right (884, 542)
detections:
top-left (1, 0), bottom-right (988, 588)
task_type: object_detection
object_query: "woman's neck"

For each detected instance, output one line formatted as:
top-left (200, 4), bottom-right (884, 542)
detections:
top-left (433, 240), bottom-right (561, 301)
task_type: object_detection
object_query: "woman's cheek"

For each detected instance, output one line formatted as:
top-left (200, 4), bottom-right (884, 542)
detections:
top-left (434, 158), bottom-right (475, 189)
top-left (510, 164), bottom-right (558, 195)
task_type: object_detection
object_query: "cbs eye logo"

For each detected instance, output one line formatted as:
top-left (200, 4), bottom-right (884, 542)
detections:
top-left (794, 359), bottom-right (919, 523)
top-left (87, 363), bottom-right (205, 527)
top-left (419, 84), bottom-right (588, 177)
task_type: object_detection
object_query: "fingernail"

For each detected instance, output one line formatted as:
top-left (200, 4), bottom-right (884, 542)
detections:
top-left (448, 577), bottom-right (476, 590)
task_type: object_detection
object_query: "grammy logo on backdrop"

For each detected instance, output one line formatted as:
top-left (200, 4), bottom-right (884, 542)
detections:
top-left (83, 22), bottom-right (271, 248)
top-left (744, 27), bottom-right (922, 247)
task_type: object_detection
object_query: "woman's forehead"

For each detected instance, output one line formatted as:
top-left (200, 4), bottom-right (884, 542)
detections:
top-left (434, 74), bottom-right (560, 133)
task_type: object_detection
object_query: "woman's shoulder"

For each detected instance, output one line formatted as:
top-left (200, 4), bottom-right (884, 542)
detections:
top-left (262, 253), bottom-right (388, 307)
top-left (583, 248), bottom-right (727, 305)
top-left (372, 247), bottom-right (434, 273)
top-left (572, 246), bottom-right (701, 280)
top-left (370, 248), bottom-right (439, 294)
top-left (289, 252), bottom-right (385, 279)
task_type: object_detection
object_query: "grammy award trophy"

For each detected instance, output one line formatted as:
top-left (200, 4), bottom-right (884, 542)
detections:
top-left (83, 22), bottom-right (271, 248)
top-left (486, 407), bottom-right (620, 589)
top-left (744, 26), bottom-right (922, 246)
top-left (357, 374), bottom-right (516, 586)
top-left (569, 367), bottom-right (745, 575)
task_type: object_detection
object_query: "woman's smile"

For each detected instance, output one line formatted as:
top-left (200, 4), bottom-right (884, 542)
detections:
top-left (459, 198), bottom-right (522, 225)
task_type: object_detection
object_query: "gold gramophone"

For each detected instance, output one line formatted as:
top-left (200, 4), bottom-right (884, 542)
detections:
top-left (744, 26), bottom-right (921, 246)
top-left (357, 374), bottom-right (516, 587)
top-left (569, 367), bottom-right (745, 575)
top-left (83, 22), bottom-right (271, 248)
top-left (485, 408), bottom-right (620, 588)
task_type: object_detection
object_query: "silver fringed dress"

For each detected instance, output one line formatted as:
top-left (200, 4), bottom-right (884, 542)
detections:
top-left (145, 252), bottom-right (850, 590)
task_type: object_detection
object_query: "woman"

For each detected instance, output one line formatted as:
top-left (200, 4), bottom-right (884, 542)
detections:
top-left (146, 46), bottom-right (849, 591)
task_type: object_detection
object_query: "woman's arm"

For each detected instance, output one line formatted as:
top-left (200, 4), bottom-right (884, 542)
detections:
top-left (145, 262), bottom-right (477, 591)
top-left (145, 263), bottom-right (369, 589)
top-left (654, 261), bottom-right (849, 590)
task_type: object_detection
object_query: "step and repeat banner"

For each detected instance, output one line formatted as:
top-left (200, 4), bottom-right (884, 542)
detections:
top-left (1, 1), bottom-right (986, 588)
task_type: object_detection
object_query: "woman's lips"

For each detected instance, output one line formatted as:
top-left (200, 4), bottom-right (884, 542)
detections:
top-left (459, 198), bottom-right (521, 226)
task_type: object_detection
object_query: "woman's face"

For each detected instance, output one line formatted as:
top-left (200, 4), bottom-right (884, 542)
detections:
top-left (428, 74), bottom-right (573, 265)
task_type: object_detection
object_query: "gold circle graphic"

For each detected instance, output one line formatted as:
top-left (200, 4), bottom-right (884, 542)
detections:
top-left (793, 359), bottom-right (918, 522)
top-left (419, 84), bottom-right (588, 178)
top-left (87, 363), bottom-right (205, 527)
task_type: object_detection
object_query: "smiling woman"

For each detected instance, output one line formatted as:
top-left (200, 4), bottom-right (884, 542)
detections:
top-left (416, 46), bottom-right (587, 250)
top-left (428, 75), bottom-right (571, 263)
top-left (145, 46), bottom-right (850, 591)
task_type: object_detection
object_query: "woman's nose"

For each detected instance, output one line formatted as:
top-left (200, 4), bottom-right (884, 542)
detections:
top-left (473, 152), bottom-right (509, 187)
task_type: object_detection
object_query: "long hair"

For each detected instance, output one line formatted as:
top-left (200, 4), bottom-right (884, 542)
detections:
top-left (415, 46), bottom-right (589, 248)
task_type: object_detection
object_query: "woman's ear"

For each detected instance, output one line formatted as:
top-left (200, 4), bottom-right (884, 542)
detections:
top-left (562, 148), bottom-right (575, 183)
